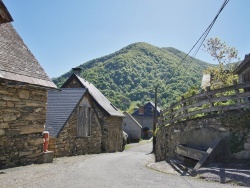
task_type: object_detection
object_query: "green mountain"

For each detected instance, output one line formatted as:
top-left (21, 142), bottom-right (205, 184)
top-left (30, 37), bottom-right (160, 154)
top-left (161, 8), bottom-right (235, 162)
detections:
top-left (53, 42), bottom-right (212, 111)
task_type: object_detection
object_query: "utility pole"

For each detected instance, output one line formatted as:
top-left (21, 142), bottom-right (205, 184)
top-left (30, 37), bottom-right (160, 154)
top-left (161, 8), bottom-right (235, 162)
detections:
top-left (152, 86), bottom-right (157, 153)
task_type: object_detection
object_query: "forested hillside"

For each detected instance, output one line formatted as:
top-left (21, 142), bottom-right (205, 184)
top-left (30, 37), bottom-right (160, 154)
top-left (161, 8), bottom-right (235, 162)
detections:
top-left (53, 42), bottom-right (212, 111)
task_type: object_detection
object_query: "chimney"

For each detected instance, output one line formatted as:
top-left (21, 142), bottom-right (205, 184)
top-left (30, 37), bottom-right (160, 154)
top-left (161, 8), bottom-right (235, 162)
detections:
top-left (72, 67), bottom-right (82, 76)
top-left (138, 106), bottom-right (144, 115)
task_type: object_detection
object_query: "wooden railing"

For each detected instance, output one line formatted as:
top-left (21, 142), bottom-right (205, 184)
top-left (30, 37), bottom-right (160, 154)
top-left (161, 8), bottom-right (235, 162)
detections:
top-left (158, 82), bottom-right (250, 126)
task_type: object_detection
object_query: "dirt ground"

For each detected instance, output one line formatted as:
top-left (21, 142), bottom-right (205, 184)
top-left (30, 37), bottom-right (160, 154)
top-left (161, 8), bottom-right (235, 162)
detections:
top-left (148, 159), bottom-right (250, 187)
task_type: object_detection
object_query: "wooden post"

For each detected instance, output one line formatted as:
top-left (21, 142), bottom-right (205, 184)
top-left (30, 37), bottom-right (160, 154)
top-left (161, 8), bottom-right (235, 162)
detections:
top-left (206, 86), bottom-right (214, 107)
top-left (158, 110), bottom-right (163, 127)
top-left (233, 80), bottom-right (241, 104)
top-left (152, 87), bottom-right (157, 153)
top-left (181, 96), bottom-right (188, 120)
top-left (170, 103), bottom-right (174, 124)
top-left (206, 86), bottom-right (215, 116)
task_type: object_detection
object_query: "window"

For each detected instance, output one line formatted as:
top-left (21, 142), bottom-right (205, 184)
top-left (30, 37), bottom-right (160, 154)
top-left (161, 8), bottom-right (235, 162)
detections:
top-left (77, 106), bottom-right (91, 137)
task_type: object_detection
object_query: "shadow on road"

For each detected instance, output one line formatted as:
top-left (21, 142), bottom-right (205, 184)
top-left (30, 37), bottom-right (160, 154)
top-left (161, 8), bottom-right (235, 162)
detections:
top-left (165, 159), bottom-right (191, 176)
top-left (197, 166), bottom-right (250, 186)
top-left (163, 159), bottom-right (250, 186)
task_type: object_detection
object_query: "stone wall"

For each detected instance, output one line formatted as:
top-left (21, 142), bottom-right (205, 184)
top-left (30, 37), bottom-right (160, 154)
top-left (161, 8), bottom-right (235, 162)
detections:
top-left (104, 117), bottom-right (123, 152)
top-left (155, 110), bottom-right (250, 162)
top-left (49, 108), bottom-right (102, 157)
top-left (62, 76), bottom-right (124, 153)
top-left (91, 101), bottom-right (123, 153)
top-left (0, 79), bottom-right (46, 169)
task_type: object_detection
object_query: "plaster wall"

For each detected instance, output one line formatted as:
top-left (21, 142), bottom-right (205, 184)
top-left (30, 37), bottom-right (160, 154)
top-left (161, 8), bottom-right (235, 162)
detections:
top-left (123, 116), bottom-right (141, 142)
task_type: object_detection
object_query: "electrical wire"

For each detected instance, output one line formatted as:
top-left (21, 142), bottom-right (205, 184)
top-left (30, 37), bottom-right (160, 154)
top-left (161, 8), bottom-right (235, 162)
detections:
top-left (190, 0), bottom-right (229, 61)
top-left (176, 0), bottom-right (230, 68)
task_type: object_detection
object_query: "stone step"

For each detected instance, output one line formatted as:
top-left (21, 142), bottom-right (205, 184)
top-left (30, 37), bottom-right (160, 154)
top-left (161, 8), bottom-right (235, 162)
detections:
top-left (43, 151), bottom-right (54, 163)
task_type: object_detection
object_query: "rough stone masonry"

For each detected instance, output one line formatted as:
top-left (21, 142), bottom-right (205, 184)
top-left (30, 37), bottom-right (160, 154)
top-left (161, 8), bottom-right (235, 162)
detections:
top-left (155, 110), bottom-right (250, 163)
top-left (0, 79), bottom-right (46, 169)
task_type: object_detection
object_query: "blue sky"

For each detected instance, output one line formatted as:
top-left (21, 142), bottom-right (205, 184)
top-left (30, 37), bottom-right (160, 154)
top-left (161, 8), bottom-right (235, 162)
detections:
top-left (3, 0), bottom-right (250, 78)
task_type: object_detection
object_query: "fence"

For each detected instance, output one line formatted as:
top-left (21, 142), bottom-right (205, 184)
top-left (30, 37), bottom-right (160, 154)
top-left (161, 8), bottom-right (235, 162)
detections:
top-left (159, 81), bottom-right (250, 126)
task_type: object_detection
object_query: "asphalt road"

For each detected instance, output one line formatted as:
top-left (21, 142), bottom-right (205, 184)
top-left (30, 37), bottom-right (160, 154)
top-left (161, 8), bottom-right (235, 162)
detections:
top-left (0, 141), bottom-right (238, 188)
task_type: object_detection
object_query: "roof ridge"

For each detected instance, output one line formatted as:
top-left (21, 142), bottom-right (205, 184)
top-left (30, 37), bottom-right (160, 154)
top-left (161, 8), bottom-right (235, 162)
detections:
top-left (124, 111), bottom-right (142, 128)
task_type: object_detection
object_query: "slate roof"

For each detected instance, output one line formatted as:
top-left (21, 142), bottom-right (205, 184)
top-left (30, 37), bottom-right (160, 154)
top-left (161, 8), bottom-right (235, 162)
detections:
top-left (62, 74), bottom-right (124, 117)
top-left (0, 23), bottom-right (56, 88)
top-left (123, 111), bottom-right (142, 128)
top-left (45, 88), bottom-right (87, 137)
top-left (234, 53), bottom-right (250, 74)
top-left (132, 101), bottom-right (161, 116)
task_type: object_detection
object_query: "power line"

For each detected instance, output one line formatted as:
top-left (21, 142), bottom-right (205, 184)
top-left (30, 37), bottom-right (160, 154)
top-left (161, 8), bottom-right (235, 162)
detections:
top-left (191, 0), bottom-right (229, 61)
top-left (176, 0), bottom-right (230, 68)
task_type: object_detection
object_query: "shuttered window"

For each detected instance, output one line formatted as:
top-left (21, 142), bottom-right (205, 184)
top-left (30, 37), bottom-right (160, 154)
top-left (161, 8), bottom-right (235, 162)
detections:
top-left (77, 106), bottom-right (91, 137)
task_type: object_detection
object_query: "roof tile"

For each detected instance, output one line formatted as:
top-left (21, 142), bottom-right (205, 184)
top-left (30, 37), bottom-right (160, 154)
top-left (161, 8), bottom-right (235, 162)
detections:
top-left (0, 23), bottom-right (56, 88)
top-left (45, 88), bottom-right (87, 137)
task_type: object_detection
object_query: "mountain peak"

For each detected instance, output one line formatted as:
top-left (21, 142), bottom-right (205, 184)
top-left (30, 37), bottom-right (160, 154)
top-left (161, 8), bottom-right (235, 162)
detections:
top-left (53, 42), bottom-right (211, 110)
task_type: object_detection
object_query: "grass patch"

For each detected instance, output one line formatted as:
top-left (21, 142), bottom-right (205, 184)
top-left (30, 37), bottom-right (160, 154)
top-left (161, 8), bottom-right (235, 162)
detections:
top-left (124, 144), bottom-right (131, 150)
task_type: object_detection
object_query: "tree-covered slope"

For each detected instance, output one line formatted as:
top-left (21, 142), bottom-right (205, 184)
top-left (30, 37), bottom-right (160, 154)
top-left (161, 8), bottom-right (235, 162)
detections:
top-left (53, 42), bottom-right (212, 110)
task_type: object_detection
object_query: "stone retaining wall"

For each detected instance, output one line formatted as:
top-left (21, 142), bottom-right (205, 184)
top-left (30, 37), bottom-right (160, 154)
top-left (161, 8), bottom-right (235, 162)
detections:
top-left (155, 110), bottom-right (250, 162)
top-left (0, 79), bottom-right (47, 168)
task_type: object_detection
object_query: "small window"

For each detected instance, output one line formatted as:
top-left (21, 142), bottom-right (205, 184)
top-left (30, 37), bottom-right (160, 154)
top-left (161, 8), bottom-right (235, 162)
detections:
top-left (77, 106), bottom-right (91, 137)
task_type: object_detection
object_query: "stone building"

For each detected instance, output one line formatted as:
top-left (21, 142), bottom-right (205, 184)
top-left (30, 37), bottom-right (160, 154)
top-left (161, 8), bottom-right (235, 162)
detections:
top-left (234, 53), bottom-right (250, 83)
top-left (122, 111), bottom-right (142, 142)
top-left (0, 3), bottom-right (56, 169)
top-left (132, 102), bottom-right (160, 138)
top-left (50, 72), bottom-right (125, 155)
top-left (46, 88), bottom-right (104, 157)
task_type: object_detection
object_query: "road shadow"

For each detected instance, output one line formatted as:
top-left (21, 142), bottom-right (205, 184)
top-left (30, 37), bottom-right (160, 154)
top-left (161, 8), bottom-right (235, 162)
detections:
top-left (164, 159), bottom-right (250, 186)
top-left (165, 159), bottom-right (191, 176)
top-left (197, 166), bottom-right (250, 186)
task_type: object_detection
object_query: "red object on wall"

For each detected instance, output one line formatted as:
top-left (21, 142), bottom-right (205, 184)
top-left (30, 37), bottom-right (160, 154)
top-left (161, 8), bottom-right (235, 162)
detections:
top-left (43, 131), bottom-right (49, 152)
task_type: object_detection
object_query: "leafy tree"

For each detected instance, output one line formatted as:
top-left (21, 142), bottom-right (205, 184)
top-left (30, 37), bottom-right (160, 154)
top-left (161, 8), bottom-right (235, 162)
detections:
top-left (53, 42), bottom-right (212, 111)
top-left (203, 38), bottom-right (239, 89)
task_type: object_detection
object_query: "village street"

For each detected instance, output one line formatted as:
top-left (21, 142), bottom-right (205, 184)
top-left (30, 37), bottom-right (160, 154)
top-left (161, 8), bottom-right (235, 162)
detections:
top-left (0, 141), bottom-right (238, 188)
